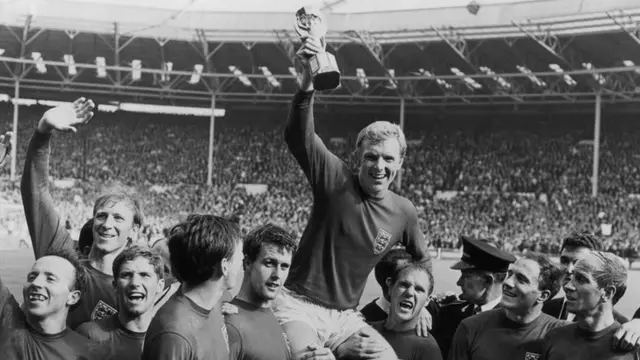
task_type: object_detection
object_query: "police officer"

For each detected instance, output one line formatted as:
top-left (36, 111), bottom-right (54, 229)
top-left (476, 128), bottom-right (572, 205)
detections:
top-left (429, 236), bottom-right (516, 360)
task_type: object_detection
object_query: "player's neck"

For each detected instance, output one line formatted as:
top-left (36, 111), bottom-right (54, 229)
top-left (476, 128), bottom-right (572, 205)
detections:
top-left (576, 306), bottom-right (615, 333)
top-left (88, 246), bottom-right (126, 276)
top-left (24, 311), bottom-right (67, 335)
top-left (118, 310), bottom-right (152, 333)
top-left (385, 313), bottom-right (418, 332)
top-left (181, 280), bottom-right (226, 311)
top-left (504, 306), bottom-right (542, 325)
top-left (236, 282), bottom-right (271, 308)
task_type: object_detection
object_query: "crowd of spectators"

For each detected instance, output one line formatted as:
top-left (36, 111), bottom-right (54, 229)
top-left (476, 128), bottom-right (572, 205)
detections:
top-left (1, 103), bottom-right (639, 258)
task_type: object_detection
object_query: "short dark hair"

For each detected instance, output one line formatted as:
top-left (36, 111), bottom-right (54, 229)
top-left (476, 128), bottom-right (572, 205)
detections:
top-left (375, 249), bottom-right (412, 288)
top-left (389, 262), bottom-right (435, 296)
top-left (561, 232), bottom-right (601, 252)
top-left (77, 219), bottom-right (94, 255)
top-left (112, 246), bottom-right (165, 280)
top-left (168, 214), bottom-right (241, 286)
top-left (243, 224), bottom-right (297, 263)
top-left (93, 192), bottom-right (144, 227)
top-left (46, 249), bottom-right (87, 310)
top-left (523, 252), bottom-right (563, 301)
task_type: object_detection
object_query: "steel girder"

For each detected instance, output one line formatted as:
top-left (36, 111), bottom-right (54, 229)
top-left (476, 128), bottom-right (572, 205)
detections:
top-left (433, 26), bottom-right (524, 103)
top-left (2, 24), bottom-right (640, 107)
top-left (511, 20), bottom-right (613, 98)
top-left (2, 55), bottom-right (640, 108)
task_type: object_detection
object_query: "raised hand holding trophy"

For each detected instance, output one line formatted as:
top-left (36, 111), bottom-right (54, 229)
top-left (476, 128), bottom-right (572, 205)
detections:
top-left (294, 6), bottom-right (340, 91)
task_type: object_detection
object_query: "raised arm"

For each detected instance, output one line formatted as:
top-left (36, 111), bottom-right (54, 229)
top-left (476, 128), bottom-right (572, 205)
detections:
top-left (283, 36), bottom-right (347, 195)
top-left (20, 98), bottom-right (95, 259)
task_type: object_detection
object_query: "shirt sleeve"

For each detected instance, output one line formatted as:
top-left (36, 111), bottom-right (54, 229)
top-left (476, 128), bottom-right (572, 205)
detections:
top-left (447, 322), bottom-right (471, 360)
top-left (402, 202), bottom-right (432, 269)
top-left (142, 332), bottom-right (193, 360)
top-left (20, 130), bottom-right (74, 259)
top-left (225, 322), bottom-right (243, 360)
top-left (283, 90), bottom-right (349, 196)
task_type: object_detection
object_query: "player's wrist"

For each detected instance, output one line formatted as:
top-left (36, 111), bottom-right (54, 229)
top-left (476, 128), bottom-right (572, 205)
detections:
top-left (36, 118), bottom-right (54, 134)
top-left (300, 71), bottom-right (314, 92)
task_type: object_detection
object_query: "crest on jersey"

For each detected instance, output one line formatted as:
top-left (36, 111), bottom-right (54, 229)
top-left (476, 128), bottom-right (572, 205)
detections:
top-left (91, 300), bottom-right (118, 321)
top-left (525, 352), bottom-right (540, 360)
top-left (373, 229), bottom-right (392, 255)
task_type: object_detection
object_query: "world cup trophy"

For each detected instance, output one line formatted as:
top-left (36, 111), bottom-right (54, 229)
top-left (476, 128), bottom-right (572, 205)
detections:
top-left (294, 6), bottom-right (340, 91)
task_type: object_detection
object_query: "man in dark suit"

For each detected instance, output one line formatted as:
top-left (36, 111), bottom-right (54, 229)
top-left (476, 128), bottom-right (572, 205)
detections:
top-left (543, 233), bottom-right (629, 324)
top-left (429, 236), bottom-right (516, 360)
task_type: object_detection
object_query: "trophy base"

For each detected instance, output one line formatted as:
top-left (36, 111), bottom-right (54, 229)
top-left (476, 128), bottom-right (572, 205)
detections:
top-left (309, 52), bottom-right (341, 91)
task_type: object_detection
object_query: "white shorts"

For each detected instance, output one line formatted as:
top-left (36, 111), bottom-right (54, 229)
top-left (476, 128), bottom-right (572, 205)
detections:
top-left (272, 287), bottom-right (368, 351)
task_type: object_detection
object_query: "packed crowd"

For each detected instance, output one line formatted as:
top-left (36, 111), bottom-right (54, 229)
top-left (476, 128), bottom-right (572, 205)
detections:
top-left (1, 104), bottom-right (640, 257)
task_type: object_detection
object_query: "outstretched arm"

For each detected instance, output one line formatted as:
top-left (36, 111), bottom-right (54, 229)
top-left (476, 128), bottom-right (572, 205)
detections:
top-left (283, 36), bottom-right (347, 195)
top-left (20, 98), bottom-right (96, 259)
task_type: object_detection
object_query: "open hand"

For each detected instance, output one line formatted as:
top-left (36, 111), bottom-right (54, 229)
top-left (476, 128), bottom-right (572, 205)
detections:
top-left (38, 97), bottom-right (95, 134)
top-left (613, 318), bottom-right (640, 352)
top-left (336, 329), bottom-right (386, 359)
top-left (415, 307), bottom-right (433, 337)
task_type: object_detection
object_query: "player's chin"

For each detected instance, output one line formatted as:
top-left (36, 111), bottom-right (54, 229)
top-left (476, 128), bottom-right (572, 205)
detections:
top-left (261, 288), bottom-right (280, 300)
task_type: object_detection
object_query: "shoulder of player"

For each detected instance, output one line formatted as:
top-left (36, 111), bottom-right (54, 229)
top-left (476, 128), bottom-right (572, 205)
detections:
top-left (459, 308), bottom-right (502, 328)
top-left (75, 318), bottom-right (112, 340)
top-left (543, 320), bottom-right (576, 340)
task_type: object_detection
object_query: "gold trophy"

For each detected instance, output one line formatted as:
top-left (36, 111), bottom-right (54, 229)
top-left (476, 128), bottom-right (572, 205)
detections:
top-left (294, 6), bottom-right (340, 91)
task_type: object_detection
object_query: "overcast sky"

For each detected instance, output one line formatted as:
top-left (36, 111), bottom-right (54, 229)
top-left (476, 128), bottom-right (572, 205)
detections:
top-left (68, 0), bottom-right (538, 13)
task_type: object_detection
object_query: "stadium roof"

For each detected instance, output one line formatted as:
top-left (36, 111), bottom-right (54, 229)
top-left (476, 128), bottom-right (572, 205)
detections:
top-left (1, 0), bottom-right (640, 109)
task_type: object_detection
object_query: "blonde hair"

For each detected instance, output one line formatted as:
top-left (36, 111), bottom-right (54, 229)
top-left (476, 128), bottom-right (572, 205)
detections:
top-left (355, 121), bottom-right (407, 159)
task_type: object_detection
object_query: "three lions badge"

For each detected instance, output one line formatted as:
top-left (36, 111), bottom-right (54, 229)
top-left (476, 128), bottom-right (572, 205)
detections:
top-left (91, 300), bottom-right (117, 321)
top-left (373, 229), bottom-right (392, 255)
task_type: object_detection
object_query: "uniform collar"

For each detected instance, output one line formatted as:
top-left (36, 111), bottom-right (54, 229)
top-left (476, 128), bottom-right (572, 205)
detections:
top-left (376, 296), bottom-right (391, 313)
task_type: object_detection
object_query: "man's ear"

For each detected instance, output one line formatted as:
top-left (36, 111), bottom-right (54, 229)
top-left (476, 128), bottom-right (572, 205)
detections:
top-left (385, 277), bottom-right (393, 290)
top-left (221, 258), bottom-right (229, 278)
top-left (67, 289), bottom-right (81, 307)
top-left (601, 286), bottom-right (616, 303)
top-left (483, 273), bottom-right (495, 286)
top-left (537, 289), bottom-right (551, 304)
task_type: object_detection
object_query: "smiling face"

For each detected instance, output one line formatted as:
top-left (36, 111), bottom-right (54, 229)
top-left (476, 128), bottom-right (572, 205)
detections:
top-left (501, 259), bottom-right (546, 312)
top-left (357, 138), bottom-right (403, 199)
top-left (387, 268), bottom-right (432, 323)
top-left (22, 256), bottom-right (80, 320)
top-left (244, 244), bottom-right (293, 303)
top-left (92, 201), bottom-right (138, 254)
top-left (114, 257), bottom-right (164, 317)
